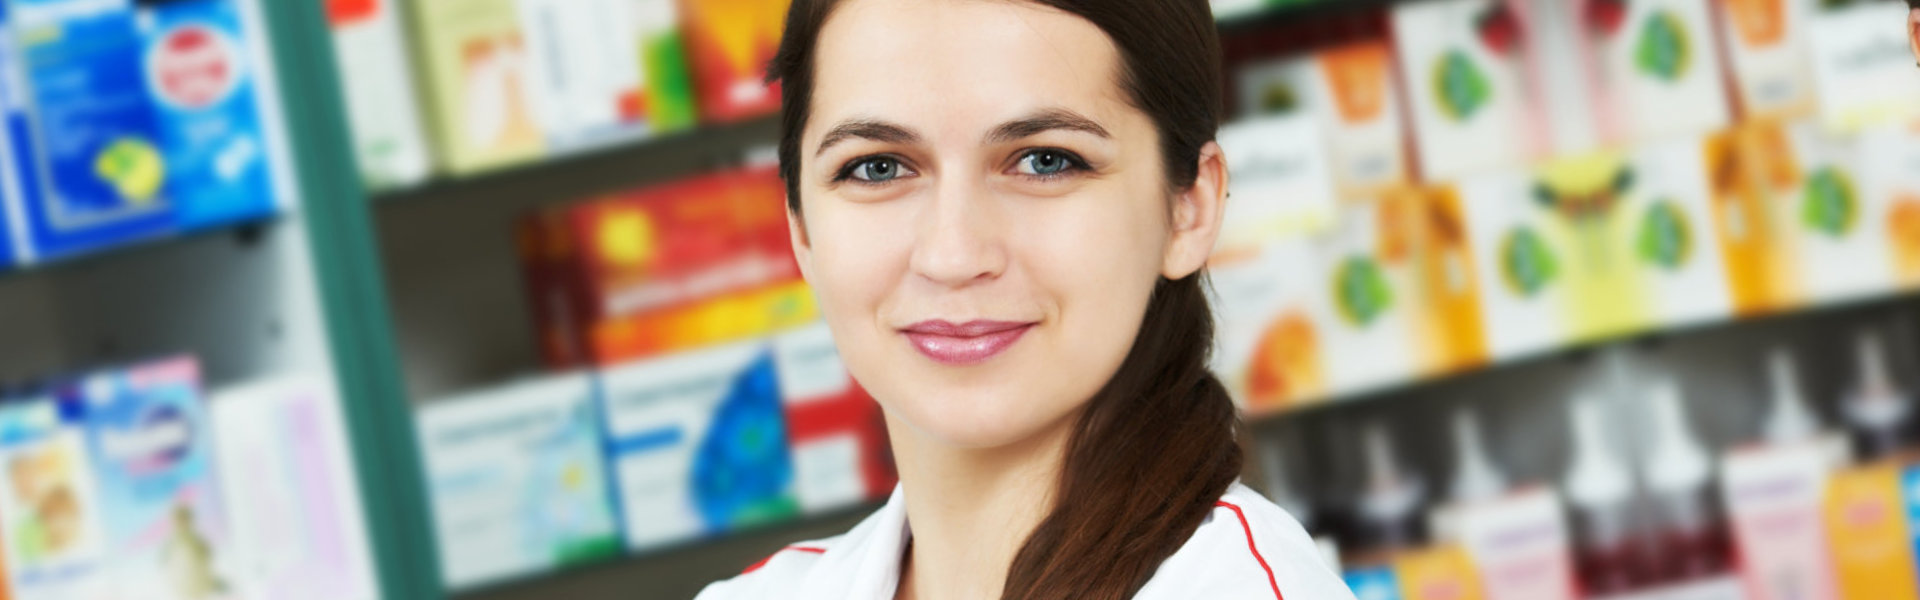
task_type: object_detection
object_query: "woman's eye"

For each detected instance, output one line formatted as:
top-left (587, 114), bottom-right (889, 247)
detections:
top-left (848, 157), bottom-right (908, 183)
top-left (1014, 150), bottom-right (1082, 177)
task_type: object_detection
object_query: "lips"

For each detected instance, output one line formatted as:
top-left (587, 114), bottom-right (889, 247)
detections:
top-left (900, 320), bottom-right (1036, 365)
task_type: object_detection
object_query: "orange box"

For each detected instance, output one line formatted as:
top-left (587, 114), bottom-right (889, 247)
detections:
top-left (1822, 463), bottom-right (1920, 600)
top-left (677, 0), bottom-right (789, 123)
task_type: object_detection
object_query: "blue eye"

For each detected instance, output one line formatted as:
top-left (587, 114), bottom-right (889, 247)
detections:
top-left (1015, 150), bottom-right (1084, 177)
top-left (847, 157), bottom-right (907, 183)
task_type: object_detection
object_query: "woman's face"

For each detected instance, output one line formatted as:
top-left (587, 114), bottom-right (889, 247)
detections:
top-left (792, 0), bottom-right (1223, 450)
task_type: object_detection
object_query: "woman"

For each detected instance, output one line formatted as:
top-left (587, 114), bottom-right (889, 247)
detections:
top-left (698, 0), bottom-right (1353, 598)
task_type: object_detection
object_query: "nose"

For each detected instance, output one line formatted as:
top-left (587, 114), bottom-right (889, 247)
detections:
top-left (909, 177), bottom-right (1008, 287)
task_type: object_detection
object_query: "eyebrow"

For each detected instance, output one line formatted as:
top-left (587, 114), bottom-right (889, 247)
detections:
top-left (812, 108), bottom-right (1114, 158)
top-left (984, 108), bottom-right (1112, 145)
top-left (815, 119), bottom-right (922, 158)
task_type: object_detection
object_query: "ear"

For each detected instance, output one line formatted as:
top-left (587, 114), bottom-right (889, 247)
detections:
top-left (1162, 141), bottom-right (1229, 280)
top-left (1910, 7), bottom-right (1920, 66)
top-left (787, 199), bottom-right (815, 282)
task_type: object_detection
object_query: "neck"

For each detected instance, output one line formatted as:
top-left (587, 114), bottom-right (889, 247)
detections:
top-left (889, 411), bottom-right (1077, 600)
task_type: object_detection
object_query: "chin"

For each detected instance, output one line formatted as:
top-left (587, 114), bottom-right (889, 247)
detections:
top-left (884, 381), bottom-right (1081, 451)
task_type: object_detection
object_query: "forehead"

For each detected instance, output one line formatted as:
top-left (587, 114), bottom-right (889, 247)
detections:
top-left (809, 0), bottom-right (1133, 140)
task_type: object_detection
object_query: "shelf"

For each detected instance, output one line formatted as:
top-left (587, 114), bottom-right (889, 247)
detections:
top-left (1245, 288), bottom-right (1920, 423)
top-left (0, 215), bottom-right (285, 285)
top-left (371, 116), bottom-right (780, 401)
top-left (372, 115), bottom-right (779, 210)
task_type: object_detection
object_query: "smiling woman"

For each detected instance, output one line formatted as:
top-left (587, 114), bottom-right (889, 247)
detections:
top-left (693, 1), bottom-right (1355, 600)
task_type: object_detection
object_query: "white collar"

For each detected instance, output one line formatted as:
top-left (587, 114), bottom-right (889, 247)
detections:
top-left (797, 485), bottom-right (908, 599)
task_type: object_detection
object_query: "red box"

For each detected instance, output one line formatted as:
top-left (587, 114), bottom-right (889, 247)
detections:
top-left (519, 166), bottom-right (809, 367)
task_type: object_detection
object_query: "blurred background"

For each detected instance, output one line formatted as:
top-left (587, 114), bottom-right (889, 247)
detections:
top-left (0, 0), bottom-right (1915, 599)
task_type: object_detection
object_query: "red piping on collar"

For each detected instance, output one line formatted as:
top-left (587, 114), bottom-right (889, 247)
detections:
top-left (742, 545), bottom-right (828, 575)
top-left (1217, 500), bottom-right (1285, 600)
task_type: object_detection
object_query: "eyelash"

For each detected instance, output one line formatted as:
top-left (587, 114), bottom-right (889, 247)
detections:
top-left (829, 149), bottom-right (1093, 186)
top-left (832, 154), bottom-right (912, 186)
top-left (1012, 148), bottom-right (1091, 181)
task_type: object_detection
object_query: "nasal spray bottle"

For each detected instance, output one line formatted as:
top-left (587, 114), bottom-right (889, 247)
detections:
top-left (1564, 393), bottom-right (1643, 596)
top-left (1357, 422), bottom-right (1426, 556)
top-left (1843, 331), bottom-right (1910, 460)
top-left (1640, 380), bottom-right (1735, 584)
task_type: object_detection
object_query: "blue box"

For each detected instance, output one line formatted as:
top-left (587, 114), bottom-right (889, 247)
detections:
top-left (0, 192), bottom-right (16, 268)
top-left (1343, 566), bottom-right (1401, 600)
top-left (141, 0), bottom-right (277, 231)
top-left (4, 0), bottom-right (176, 261)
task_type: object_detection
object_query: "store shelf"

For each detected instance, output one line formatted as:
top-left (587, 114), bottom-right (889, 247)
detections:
top-left (373, 118), bottom-right (779, 401)
top-left (1246, 287), bottom-right (1920, 424)
top-left (0, 219), bottom-right (310, 387)
top-left (371, 114), bottom-right (779, 208)
top-left (0, 216), bottom-right (284, 284)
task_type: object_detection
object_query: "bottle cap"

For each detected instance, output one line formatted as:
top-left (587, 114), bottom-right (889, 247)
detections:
top-left (1360, 423), bottom-right (1423, 522)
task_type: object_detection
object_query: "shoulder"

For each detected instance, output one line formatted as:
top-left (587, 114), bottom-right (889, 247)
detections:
top-left (693, 535), bottom-right (843, 600)
top-left (1135, 482), bottom-right (1357, 600)
top-left (698, 485), bottom-right (913, 600)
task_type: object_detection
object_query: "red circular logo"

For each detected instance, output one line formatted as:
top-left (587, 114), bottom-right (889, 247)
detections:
top-left (150, 25), bottom-right (240, 109)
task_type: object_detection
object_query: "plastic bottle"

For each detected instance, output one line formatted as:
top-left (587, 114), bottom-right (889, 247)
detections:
top-left (1763, 347), bottom-right (1852, 465)
top-left (1843, 332), bottom-right (1910, 460)
top-left (1449, 409), bottom-right (1509, 504)
top-left (1642, 380), bottom-right (1735, 584)
top-left (1564, 394), bottom-right (1643, 595)
top-left (1430, 409), bottom-right (1506, 540)
top-left (1357, 422), bottom-right (1426, 554)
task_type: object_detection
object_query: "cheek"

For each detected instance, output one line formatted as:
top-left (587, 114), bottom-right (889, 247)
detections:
top-left (794, 200), bottom-right (915, 406)
top-left (801, 202), bottom-right (914, 316)
top-left (1020, 185), bottom-right (1169, 360)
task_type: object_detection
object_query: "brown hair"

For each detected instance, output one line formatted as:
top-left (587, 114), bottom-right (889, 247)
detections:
top-left (768, 1), bottom-right (1241, 599)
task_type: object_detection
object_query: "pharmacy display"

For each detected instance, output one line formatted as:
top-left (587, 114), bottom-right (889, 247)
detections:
top-left (335, 0), bottom-right (788, 184)
top-left (417, 322), bottom-right (891, 591)
top-left (0, 0), bottom-right (287, 266)
top-left (418, 374), bottom-right (622, 590)
top-left (1211, 0), bottom-right (1920, 413)
top-left (1294, 332), bottom-right (1920, 600)
top-left (0, 358), bottom-right (377, 600)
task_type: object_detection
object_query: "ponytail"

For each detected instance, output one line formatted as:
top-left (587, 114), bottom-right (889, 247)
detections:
top-left (1000, 274), bottom-right (1241, 600)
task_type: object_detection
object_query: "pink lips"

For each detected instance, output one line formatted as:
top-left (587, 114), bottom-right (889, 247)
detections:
top-left (900, 320), bottom-right (1035, 365)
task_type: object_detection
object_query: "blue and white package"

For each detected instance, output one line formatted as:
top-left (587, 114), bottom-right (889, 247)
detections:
top-left (4, 0), bottom-right (176, 260)
top-left (599, 340), bottom-right (799, 552)
top-left (61, 356), bottom-right (234, 600)
top-left (140, 0), bottom-right (275, 231)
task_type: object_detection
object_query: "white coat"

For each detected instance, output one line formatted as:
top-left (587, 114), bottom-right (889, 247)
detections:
top-left (695, 482), bottom-right (1358, 600)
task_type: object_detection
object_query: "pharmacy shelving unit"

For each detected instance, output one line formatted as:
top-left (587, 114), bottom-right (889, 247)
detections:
top-left (0, 1), bottom-right (435, 600)
top-left (243, 1), bottom-right (439, 599)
